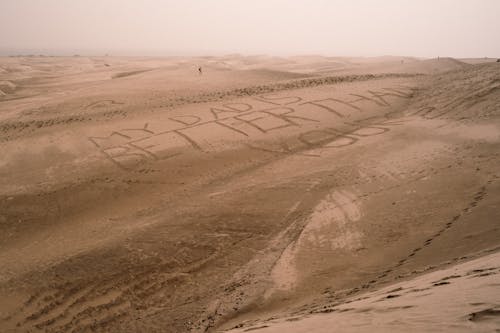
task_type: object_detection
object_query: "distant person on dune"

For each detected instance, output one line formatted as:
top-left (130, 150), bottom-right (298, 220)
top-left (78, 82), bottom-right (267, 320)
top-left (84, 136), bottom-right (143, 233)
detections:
top-left (198, 66), bottom-right (202, 75)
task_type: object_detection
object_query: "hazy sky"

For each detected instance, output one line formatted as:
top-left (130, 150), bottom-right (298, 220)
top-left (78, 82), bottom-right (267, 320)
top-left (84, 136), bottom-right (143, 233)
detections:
top-left (1, 0), bottom-right (499, 57)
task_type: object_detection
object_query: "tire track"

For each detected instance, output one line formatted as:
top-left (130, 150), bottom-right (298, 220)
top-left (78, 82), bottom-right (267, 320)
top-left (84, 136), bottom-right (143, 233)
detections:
top-left (1, 241), bottom-right (222, 332)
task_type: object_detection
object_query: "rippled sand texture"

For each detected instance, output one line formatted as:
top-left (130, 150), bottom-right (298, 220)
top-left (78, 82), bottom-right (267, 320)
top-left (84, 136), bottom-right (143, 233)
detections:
top-left (0, 55), bottom-right (499, 332)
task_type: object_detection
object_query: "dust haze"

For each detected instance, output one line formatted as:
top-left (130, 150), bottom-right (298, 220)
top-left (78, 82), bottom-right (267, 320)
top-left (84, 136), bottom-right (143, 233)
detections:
top-left (1, 0), bottom-right (500, 57)
top-left (1, 1), bottom-right (500, 333)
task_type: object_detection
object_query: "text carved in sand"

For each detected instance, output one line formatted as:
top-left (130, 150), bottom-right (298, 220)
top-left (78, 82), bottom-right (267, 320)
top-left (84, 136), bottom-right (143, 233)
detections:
top-left (89, 87), bottom-right (413, 170)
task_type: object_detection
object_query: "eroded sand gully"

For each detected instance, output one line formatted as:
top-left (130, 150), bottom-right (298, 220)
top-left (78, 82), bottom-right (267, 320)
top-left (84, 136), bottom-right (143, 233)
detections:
top-left (0, 56), bottom-right (499, 332)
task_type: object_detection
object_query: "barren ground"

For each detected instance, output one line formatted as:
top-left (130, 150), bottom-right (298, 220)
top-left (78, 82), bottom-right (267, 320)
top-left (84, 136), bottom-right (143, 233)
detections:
top-left (0, 55), bottom-right (499, 332)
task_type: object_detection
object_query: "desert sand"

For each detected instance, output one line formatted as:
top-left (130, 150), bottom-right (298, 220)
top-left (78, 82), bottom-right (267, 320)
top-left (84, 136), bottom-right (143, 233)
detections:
top-left (0, 55), bottom-right (499, 332)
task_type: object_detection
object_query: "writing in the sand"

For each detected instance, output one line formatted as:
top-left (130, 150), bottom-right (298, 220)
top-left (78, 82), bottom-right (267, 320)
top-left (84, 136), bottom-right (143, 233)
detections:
top-left (88, 87), bottom-right (415, 170)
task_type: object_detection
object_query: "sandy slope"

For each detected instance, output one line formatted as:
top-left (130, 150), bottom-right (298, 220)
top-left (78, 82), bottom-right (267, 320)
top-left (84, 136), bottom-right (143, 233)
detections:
top-left (0, 55), bottom-right (499, 332)
top-left (226, 249), bottom-right (500, 333)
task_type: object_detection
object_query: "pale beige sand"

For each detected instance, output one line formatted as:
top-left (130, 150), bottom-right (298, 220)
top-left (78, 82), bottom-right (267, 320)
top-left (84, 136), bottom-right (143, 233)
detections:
top-left (0, 55), bottom-right (499, 332)
top-left (226, 249), bottom-right (500, 333)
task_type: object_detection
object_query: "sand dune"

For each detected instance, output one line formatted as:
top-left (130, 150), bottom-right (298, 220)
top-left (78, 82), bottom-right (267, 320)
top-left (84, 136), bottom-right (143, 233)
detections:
top-left (0, 55), bottom-right (499, 332)
top-left (226, 249), bottom-right (500, 333)
top-left (0, 81), bottom-right (16, 94)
